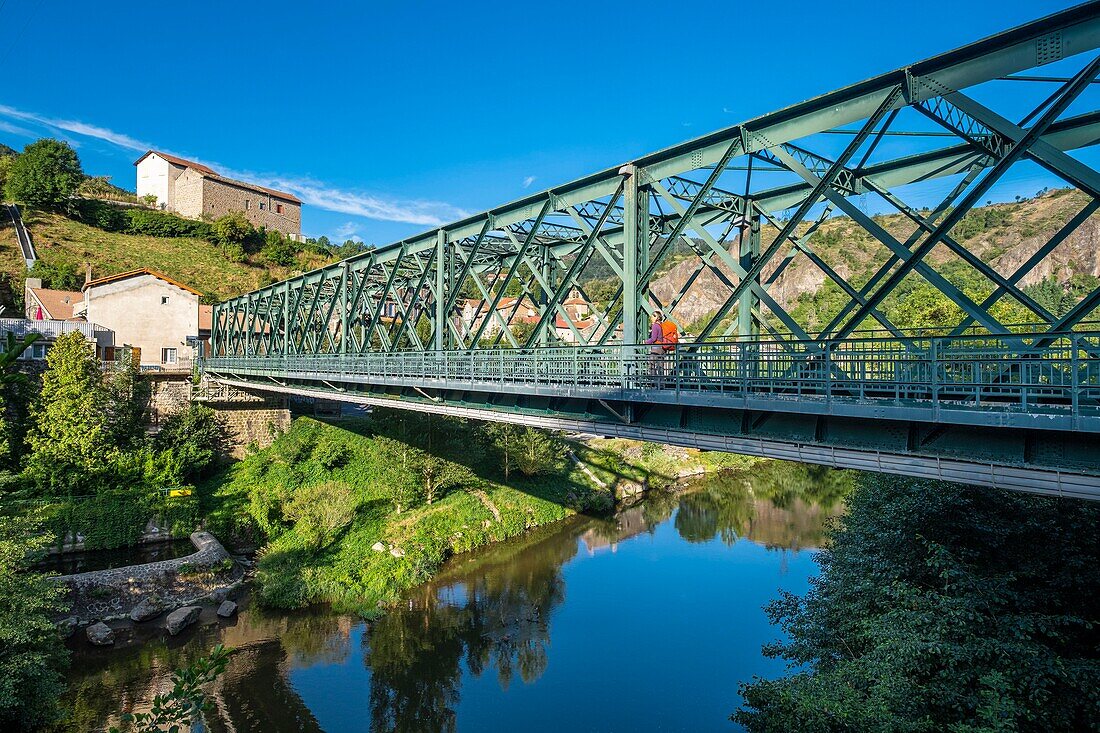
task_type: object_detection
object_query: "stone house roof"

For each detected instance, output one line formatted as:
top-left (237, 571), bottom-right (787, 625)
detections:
top-left (83, 268), bottom-right (203, 296)
top-left (133, 150), bottom-right (301, 204)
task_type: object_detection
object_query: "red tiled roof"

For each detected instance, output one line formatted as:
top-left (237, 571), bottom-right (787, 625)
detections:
top-left (205, 172), bottom-right (302, 205)
top-left (134, 150), bottom-right (217, 176)
top-left (199, 304), bottom-right (213, 331)
top-left (84, 268), bottom-right (203, 297)
top-left (28, 288), bottom-right (82, 320)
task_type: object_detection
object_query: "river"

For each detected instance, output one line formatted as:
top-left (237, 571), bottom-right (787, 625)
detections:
top-left (61, 461), bottom-right (852, 732)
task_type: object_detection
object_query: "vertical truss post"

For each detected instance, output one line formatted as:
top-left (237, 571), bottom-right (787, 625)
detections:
top-left (340, 263), bottom-right (349, 355)
top-left (281, 282), bottom-right (290, 357)
top-left (622, 164), bottom-right (649, 344)
top-left (435, 230), bottom-right (447, 351)
top-left (738, 213), bottom-right (761, 340)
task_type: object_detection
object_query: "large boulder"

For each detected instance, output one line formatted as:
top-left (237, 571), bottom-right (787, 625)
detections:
top-left (165, 605), bottom-right (202, 636)
top-left (86, 622), bottom-right (114, 646)
top-left (129, 596), bottom-right (164, 623)
top-left (216, 600), bottom-right (238, 618)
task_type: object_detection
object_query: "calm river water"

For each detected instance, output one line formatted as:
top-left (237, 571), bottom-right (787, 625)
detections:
top-left (62, 462), bottom-right (851, 732)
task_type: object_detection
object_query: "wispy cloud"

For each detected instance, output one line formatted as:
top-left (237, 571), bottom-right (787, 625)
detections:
top-left (334, 221), bottom-right (363, 242)
top-left (522, 175), bottom-right (536, 189)
top-left (722, 107), bottom-right (735, 114)
top-left (0, 103), bottom-right (468, 227)
top-left (0, 118), bottom-right (37, 139)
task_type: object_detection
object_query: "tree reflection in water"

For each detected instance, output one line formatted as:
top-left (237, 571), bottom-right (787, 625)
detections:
top-left (362, 460), bottom-right (851, 731)
top-left (364, 521), bottom-right (578, 733)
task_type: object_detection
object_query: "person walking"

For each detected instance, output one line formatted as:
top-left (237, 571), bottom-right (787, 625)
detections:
top-left (644, 309), bottom-right (669, 385)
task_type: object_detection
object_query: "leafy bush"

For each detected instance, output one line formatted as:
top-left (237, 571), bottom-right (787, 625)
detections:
top-left (262, 230), bottom-right (297, 266)
top-left (71, 198), bottom-right (129, 232)
top-left (126, 208), bottom-right (214, 240)
top-left (0, 515), bottom-right (69, 731)
top-left (28, 257), bottom-right (83, 291)
top-left (312, 435), bottom-right (351, 470)
top-left (214, 212), bottom-right (253, 247)
top-left (283, 480), bottom-right (358, 550)
top-left (154, 404), bottom-right (227, 482)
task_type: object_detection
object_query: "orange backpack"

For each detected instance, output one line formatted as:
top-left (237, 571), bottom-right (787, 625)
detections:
top-left (659, 320), bottom-right (679, 351)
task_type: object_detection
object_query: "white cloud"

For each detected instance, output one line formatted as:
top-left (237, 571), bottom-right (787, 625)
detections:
top-left (0, 103), bottom-right (469, 227)
top-left (334, 221), bottom-right (363, 242)
top-left (722, 107), bottom-right (735, 114)
top-left (0, 119), bottom-right (37, 140)
top-left (522, 175), bottom-right (536, 189)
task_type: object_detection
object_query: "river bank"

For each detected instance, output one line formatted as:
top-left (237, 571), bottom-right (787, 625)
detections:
top-left (197, 411), bottom-right (760, 617)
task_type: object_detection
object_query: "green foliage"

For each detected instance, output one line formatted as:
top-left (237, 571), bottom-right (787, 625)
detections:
top-left (207, 415), bottom-right (604, 612)
top-left (734, 474), bottom-right (1100, 732)
top-left (514, 427), bottom-right (566, 477)
top-left (44, 490), bottom-right (152, 549)
top-left (28, 256), bottom-right (83, 291)
top-left (77, 175), bottom-right (139, 204)
top-left (125, 208), bottom-right (214, 240)
top-left (312, 435), bottom-right (351, 471)
top-left (213, 212), bottom-right (253, 247)
top-left (154, 404), bottom-right (227, 483)
top-left (26, 332), bottom-right (115, 492)
top-left (283, 480), bottom-right (358, 549)
top-left (109, 644), bottom-right (231, 733)
top-left (3, 139), bottom-right (84, 210)
top-left (0, 514), bottom-right (70, 731)
top-left (262, 230), bottom-right (297, 266)
top-left (103, 348), bottom-right (149, 450)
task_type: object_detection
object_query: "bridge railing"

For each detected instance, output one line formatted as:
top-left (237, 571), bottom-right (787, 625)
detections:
top-left (205, 331), bottom-right (1100, 423)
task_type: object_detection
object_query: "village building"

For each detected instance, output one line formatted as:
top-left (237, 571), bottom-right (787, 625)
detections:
top-left (134, 151), bottom-right (302, 239)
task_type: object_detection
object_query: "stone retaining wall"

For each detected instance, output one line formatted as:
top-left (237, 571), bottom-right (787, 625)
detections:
top-left (217, 406), bottom-right (290, 457)
top-left (56, 531), bottom-right (238, 623)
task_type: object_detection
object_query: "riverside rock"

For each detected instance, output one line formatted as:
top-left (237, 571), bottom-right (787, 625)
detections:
top-left (371, 542), bottom-right (386, 552)
top-left (129, 596), bottom-right (164, 622)
top-left (217, 600), bottom-right (238, 618)
top-left (165, 605), bottom-right (202, 636)
top-left (86, 622), bottom-right (114, 646)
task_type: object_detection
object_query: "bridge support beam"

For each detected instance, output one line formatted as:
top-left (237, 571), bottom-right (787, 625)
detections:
top-left (621, 164), bottom-right (649, 345)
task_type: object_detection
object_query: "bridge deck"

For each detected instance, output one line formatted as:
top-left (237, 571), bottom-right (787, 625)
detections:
top-left (205, 332), bottom-right (1100, 434)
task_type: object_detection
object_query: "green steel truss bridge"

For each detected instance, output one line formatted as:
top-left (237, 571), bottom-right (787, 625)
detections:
top-left (207, 4), bottom-right (1100, 500)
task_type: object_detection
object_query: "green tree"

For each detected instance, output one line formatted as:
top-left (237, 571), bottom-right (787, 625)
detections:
top-left (27, 257), bottom-right (82, 291)
top-left (3, 139), bottom-right (84, 210)
top-left (26, 331), bottom-right (114, 492)
top-left (262, 230), bottom-right (296, 266)
top-left (0, 515), bottom-right (70, 731)
top-left (514, 427), bottom-right (565, 477)
top-left (103, 347), bottom-right (148, 450)
top-left (213, 212), bottom-right (253, 247)
top-left (154, 403), bottom-right (227, 482)
top-left (734, 474), bottom-right (1100, 732)
top-left (483, 422), bottom-right (521, 480)
top-left (0, 332), bottom-right (41, 472)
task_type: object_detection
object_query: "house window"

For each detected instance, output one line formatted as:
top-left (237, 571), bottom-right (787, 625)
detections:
top-left (245, 200), bottom-right (251, 210)
top-left (275, 203), bottom-right (283, 214)
top-left (259, 202), bottom-right (265, 210)
top-left (161, 348), bottom-right (177, 364)
top-left (161, 296), bottom-right (170, 305)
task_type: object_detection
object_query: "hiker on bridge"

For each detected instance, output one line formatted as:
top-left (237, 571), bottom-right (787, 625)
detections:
top-left (645, 309), bottom-right (679, 385)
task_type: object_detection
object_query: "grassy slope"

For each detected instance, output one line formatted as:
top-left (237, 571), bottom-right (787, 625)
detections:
top-left (16, 210), bottom-right (329, 301)
top-left (200, 416), bottom-right (614, 614)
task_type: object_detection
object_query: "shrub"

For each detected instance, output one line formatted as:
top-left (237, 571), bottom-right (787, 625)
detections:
top-left (154, 404), bottom-right (227, 482)
top-left (312, 436), bottom-right (351, 470)
top-left (126, 208), bottom-right (214, 240)
top-left (214, 212), bottom-right (253, 247)
top-left (71, 199), bottom-right (129, 232)
top-left (283, 481), bottom-right (358, 550)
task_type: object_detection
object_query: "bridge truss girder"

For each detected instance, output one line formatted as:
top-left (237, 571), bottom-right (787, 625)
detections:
top-left (213, 4), bottom-right (1100, 359)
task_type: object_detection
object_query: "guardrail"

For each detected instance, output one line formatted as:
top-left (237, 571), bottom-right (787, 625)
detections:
top-left (205, 331), bottom-right (1100, 429)
top-left (0, 318), bottom-right (110, 340)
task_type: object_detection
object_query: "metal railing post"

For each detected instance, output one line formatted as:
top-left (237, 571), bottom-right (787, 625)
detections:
top-left (1072, 333), bottom-right (1080, 425)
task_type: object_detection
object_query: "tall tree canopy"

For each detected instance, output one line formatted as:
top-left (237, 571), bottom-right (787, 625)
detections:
top-left (735, 474), bottom-right (1100, 732)
top-left (3, 139), bottom-right (83, 210)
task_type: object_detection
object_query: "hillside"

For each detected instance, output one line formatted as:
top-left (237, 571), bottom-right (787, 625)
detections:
top-left (650, 188), bottom-right (1100, 334)
top-left (8, 210), bottom-right (332, 303)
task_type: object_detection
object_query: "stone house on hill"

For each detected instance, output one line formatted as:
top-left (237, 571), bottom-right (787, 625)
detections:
top-left (134, 151), bottom-right (302, 239)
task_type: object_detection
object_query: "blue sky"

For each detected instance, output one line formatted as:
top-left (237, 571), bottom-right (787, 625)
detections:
top-left (0, 0), bottom-right (1087, 245)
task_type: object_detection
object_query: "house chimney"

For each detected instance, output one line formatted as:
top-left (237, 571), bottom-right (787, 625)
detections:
top-left (85, 264), bottom-right (92, 286)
